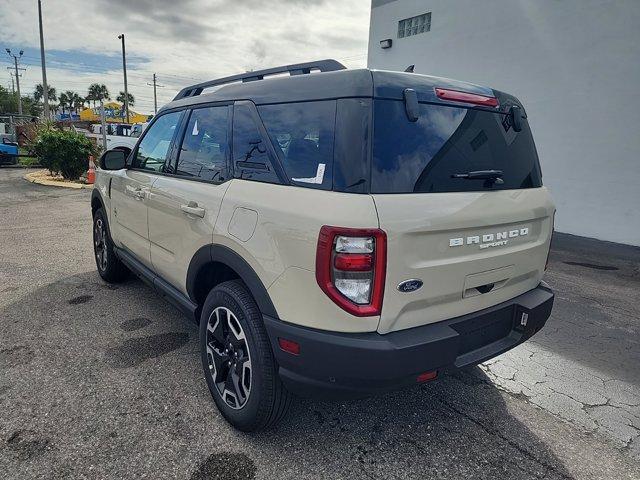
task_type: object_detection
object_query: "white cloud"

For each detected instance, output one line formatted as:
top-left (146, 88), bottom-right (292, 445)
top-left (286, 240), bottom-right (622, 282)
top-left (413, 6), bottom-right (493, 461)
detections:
top-left (1, 0), bottom-right (370, 114)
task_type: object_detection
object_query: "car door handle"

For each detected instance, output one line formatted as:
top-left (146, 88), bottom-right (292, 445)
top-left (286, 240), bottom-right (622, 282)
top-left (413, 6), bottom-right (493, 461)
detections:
top-left (180, 202), bottom-right (206, 218)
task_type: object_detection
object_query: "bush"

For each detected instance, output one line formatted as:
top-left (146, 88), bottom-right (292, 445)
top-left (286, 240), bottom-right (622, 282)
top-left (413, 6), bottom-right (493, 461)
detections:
top-left (32, 128), bottom-right (97, 180)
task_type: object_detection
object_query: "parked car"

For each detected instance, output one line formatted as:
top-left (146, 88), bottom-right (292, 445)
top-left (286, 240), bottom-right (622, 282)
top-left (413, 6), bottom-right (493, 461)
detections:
top-left (0, 138), bottom-right (19, 165)
top-left (91, 60), bottom-right (555, 432)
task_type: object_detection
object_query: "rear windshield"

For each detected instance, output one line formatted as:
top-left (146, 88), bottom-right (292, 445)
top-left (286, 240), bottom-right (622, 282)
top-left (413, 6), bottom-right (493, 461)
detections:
top-left (371, 100), bottom-right (542, 193)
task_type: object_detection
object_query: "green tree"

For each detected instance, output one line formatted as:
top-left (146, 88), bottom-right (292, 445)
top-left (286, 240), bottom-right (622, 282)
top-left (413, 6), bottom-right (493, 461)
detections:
top-left (116, 91), bottom-right (135, 107)
top-left (34, 83), bottom-right (57, 103)
top-left (0, 86), bottom-right (41, 116)
top-left (87, 83), bottom-right (110, 106)
top-left (32, 127), bottom-right (97, 180)
top-left (58, 92), bottom-right (70, 114)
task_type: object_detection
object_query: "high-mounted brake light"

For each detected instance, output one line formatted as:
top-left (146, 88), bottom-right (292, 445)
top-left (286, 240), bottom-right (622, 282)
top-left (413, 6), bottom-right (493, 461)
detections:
top-left (316, 226), bottom-right (386, 317)
top-left (435, 87), bottom-right (499, 108)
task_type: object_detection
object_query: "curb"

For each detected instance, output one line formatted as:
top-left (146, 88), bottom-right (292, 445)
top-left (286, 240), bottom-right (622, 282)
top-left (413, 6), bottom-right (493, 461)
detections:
top-left (0, 164), bottom-right (43, 169)
top-left (24, 169), bottom-right (93, 190)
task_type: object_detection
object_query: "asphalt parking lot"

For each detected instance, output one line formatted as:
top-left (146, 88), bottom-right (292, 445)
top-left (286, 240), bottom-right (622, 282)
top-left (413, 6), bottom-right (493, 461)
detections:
top-left (1, 168), bottom-right (639, 480)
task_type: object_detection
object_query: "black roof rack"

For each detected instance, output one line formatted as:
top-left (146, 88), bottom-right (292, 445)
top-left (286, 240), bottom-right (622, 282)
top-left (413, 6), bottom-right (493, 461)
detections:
top-left (173, 59), bottom-right (346, 101)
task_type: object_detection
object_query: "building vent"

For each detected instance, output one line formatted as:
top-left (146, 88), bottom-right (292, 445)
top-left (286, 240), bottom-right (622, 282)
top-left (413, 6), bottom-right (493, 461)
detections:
top-left (398, 12), bottom-right (431, 38)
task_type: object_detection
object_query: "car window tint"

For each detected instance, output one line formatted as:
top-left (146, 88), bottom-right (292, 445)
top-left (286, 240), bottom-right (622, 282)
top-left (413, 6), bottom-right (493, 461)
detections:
top-left (232, 104), bottom-right (280, 184)
top-left (134, 111), bottom-right (182, 172)
top-left (371, 100), bottom-right (542, 193)
top-left (176, 106), bottom-right (229, 182)
top-left (258, 101), bottom-right (335, 190)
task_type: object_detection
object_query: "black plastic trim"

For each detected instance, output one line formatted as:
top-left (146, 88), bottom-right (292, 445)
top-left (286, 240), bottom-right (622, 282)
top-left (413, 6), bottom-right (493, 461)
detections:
top-left (186, 244), bottom-right (278, 318)
top-left (263, 283), bottom-right (554, 399)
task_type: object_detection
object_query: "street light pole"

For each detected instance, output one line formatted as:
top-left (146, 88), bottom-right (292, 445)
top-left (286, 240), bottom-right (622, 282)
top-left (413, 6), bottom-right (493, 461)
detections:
top-left (6, 49), bottom-right (24, 115)
top-left (117, 34), bottom-right (130, 124)
top-left (38, 0), bottom-right (50, 121)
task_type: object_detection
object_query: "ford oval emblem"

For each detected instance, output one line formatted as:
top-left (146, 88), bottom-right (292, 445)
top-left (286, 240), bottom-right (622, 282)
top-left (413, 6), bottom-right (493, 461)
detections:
top-left (397, 279), bottom-right (423, 293)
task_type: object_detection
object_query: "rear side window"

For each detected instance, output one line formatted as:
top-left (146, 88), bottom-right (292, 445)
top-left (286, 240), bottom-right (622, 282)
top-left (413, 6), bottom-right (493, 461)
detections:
top-left (258, 101), bottom-right (336, 190)
top-left (232, 104), bottom-right (280, 184)
top-left (175, 106), bottom-right (229, 182)
top-left (371, 100), bottom-right (542, 193)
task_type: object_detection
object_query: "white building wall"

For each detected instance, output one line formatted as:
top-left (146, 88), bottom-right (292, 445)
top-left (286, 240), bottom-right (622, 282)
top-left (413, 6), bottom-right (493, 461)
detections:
top-left (368, 0), bottom-right (640, 246)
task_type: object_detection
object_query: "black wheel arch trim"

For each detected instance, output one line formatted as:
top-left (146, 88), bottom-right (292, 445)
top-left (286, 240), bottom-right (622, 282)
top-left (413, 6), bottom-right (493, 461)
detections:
top-left (91, 189), bottom-right (114, 241)
top-left (91, 188), bottom-right (104, 212)
top-left (187, 244), bottom-right (278, 319)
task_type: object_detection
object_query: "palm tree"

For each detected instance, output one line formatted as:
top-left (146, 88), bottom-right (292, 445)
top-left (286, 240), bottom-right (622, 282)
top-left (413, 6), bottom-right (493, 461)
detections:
top-left (34, 83), bottom-right (57, 103)
top-left (88, 83), bottom-right (110, 107)
top-left (73, 95), bottom-right (86, 113)
top-left (116, 91), bottom-right (135, 107)
top-left (34, 84), bottom-right (57, 118)
top-left (58, 92), bottom-right (71, 115)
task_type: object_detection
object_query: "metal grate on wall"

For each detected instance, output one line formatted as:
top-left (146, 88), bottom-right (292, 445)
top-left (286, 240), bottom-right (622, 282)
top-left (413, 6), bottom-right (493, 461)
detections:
top-left (398, 12), bottom-right (431, 38)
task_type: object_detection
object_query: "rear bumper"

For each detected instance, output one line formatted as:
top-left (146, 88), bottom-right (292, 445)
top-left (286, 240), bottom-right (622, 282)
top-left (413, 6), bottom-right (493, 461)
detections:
top-left (263, 282), bottom-right (554, 399)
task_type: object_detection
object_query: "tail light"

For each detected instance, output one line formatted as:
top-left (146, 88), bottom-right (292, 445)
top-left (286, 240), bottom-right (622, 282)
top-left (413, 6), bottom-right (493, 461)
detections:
top-left (435, 87), bottom-right (499, 107)
top-left (316, 226), bottom-right (386, 317)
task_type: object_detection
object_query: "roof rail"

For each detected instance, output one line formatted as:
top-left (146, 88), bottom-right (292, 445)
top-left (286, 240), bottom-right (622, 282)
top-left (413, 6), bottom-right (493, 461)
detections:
top-left (173, 59), bottom-right (347, 101)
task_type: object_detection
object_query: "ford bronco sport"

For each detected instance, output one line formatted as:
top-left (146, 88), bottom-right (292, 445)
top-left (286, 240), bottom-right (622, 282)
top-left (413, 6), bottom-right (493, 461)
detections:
top-left (91, 60), bottom-right (555, 432)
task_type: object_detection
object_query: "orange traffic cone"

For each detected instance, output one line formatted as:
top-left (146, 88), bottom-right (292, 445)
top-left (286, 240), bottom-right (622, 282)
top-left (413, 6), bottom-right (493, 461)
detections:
top-left (87, 156), bottom-right (96, 184)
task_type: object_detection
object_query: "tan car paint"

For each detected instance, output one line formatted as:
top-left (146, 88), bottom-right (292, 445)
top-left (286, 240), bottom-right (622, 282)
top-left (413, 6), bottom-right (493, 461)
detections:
top-left (373, 187), bottom-right (555, 334)
top-left (108, 169), bottom-right (157, 267)
top-left (147, 176), bottom-right (231, 292)
top-left (215, 180), bottom-right (381, 333)
top-left (97, 168), bottom-right (553, 336)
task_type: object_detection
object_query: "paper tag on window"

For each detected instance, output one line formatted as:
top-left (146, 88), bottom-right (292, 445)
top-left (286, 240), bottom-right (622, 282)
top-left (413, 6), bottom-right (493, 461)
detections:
top-left (192, 120), bottom-right (199, 136)
top-left (292, 163), bottom-right (325, 184)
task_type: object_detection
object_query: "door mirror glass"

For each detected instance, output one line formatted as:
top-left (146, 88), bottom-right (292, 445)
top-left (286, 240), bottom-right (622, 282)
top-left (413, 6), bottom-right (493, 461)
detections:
top-left (100, 149), bottom-right (126, 170)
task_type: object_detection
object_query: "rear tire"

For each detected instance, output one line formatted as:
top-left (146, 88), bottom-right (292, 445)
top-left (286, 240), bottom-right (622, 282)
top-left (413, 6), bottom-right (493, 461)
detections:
top-left (200, 280), bottom-right (292, 432)
top-left (93, 208), bottom-right (128, 283)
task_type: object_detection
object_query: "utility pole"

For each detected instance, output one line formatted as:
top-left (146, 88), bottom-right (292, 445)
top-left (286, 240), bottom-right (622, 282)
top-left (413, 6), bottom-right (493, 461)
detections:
top-left (146, 73), bottom-right (165, 114)
top-left (38, 0), bottom-right (50, 121)
top-left (100, 99), bottom-right (107, 151)
top-left (117, 34), bottom-right (130, 123)
top-left (5, 49), bottom-right (25, 115)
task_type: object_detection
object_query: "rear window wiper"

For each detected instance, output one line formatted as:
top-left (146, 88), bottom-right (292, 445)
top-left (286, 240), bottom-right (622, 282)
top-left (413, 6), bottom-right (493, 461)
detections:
top-left (451, 170), bottom-right (504, 185)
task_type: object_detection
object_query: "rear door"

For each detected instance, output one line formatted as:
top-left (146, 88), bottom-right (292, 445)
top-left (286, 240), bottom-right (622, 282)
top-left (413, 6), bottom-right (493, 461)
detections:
top-left (110, 111), bottom-right (183, 267)
top-left (148, 104), bottom-right (232, 293)
top-left (371, 98), bottom-right (554, 334)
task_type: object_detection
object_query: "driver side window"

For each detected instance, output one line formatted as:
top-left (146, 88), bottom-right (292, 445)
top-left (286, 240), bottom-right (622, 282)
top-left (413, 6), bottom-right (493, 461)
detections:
top-left (133, 111), bottom-right (182, 172)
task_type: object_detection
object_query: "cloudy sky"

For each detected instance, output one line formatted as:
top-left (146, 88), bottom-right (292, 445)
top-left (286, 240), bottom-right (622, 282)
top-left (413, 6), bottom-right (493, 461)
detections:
top-left (1, 0), bottom-right (371, 114)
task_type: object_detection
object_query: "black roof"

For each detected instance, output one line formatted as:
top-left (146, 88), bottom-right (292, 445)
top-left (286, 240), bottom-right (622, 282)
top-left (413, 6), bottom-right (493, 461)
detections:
top-left (160, 59), bottom-right (498, 112)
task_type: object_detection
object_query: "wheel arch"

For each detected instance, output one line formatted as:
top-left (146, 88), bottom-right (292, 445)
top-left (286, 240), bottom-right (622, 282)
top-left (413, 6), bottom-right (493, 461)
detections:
top-left (187, 244), bottom-right (278, 319)
top-left (91, 188), bottom-right (104, 216)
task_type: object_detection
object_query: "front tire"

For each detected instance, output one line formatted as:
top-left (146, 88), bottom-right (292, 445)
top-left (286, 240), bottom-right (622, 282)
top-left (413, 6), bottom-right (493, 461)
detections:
top-left (200, 280), bottom-right (292, 432)
top-left (93, 208), bottom-right (128, 283)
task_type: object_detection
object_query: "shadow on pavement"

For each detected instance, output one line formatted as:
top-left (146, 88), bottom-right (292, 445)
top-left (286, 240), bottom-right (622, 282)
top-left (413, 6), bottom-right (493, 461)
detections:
top-left (0, 271), bottom-right (578, 479)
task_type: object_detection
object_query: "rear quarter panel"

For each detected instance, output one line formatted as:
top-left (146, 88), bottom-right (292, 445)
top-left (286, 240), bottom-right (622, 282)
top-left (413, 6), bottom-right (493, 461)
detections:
top-left (217, 180), bottom-right (380, 333)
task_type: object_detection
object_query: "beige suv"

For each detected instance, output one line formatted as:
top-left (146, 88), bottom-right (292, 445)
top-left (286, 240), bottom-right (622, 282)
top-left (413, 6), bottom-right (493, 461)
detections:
top-left (91, 60), bottom-right (555, 432)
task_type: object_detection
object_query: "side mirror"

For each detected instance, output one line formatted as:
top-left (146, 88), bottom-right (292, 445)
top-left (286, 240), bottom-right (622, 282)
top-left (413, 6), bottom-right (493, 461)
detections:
top-left (510, 105), bottom-right (523, 132)
top-left (403, 88), bottom-right (419, 122)
top-left (100, 149), bottom-right (126, 170)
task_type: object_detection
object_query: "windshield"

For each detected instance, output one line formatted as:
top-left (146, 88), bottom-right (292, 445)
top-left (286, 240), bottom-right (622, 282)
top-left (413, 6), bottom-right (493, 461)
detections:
top-left (371, 100), bottom-right (542, 193)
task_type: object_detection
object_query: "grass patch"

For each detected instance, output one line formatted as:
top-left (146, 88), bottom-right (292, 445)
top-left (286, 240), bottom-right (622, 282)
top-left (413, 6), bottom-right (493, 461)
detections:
top-left (18, 147), bottom-right (39, 167)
